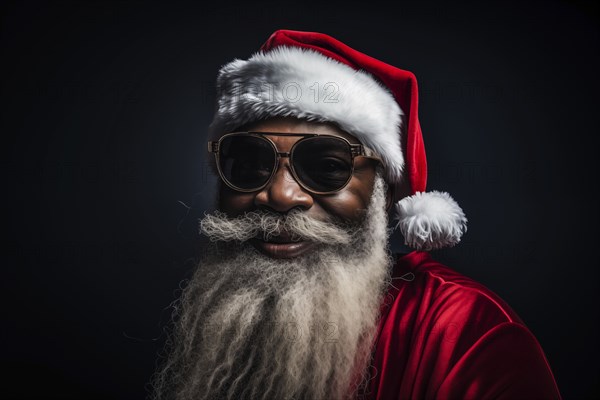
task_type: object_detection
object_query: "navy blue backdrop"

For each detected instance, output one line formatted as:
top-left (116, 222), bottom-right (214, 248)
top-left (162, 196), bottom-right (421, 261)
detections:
top-left (3, 1), bottom-right (598, 398)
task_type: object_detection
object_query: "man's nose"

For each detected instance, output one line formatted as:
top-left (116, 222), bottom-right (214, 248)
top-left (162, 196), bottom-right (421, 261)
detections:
top-left (254, 158), bottom-right (314, 212)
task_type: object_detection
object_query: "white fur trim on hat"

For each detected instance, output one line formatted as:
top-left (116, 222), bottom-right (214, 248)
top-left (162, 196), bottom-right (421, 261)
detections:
top-left (208, 46), bottom-right (405, 182)
top-left (394, 191), bottom-right (467, 251)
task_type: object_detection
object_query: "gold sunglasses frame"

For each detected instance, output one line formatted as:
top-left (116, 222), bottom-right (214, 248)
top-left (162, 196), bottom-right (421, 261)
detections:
top-left (208, 131), bottom-right (381, 195)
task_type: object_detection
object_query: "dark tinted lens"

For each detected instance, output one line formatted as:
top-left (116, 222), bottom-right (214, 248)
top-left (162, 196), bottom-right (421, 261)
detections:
top-left (293, 137), bottom-right (353, 192)
top-left (218, 135), bottom-right (276, 190)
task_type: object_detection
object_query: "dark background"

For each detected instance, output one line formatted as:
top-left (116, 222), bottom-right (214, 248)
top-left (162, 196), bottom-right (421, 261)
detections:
top-left (2, 0), bottom-right (598, 398)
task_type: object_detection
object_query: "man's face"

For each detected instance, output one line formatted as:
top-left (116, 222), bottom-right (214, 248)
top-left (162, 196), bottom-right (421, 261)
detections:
top-left (152, 118), bottom-right (394, 400)
top-left (217, 116), bottom-right (383, 258)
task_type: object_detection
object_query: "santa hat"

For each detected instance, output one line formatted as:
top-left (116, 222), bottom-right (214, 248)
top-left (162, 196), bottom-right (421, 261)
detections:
top-left (208, 30), bottom-right (467, 251)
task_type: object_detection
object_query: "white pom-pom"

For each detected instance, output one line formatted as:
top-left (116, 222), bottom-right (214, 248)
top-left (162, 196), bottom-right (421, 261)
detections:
top-left (394, 191), bottom-right (467, 251)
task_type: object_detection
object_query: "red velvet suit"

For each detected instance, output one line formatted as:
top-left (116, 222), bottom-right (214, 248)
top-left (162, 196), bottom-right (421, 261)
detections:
top-left (364, 251), bottom-right (561, 399)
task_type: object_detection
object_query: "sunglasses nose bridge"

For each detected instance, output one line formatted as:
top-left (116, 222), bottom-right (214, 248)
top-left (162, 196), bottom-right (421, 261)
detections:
top-left (270, 153), bottom-right (295, 186)
top-left (269, 150), bottom-right (295, 184)
top-left (255, 152), bottom-right (314, 212)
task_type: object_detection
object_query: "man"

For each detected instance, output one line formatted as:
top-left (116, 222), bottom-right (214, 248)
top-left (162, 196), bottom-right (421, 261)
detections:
top-left (151, 30), bottom-right (561, 399)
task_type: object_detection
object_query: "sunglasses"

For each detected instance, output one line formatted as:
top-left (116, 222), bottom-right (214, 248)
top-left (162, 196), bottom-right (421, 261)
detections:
top-left (208, 132), bottom-right (381, 194)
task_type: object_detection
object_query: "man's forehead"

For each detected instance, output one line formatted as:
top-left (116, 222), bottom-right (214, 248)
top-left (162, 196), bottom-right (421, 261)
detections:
top-left (231, 116), bottom-right (362, 144)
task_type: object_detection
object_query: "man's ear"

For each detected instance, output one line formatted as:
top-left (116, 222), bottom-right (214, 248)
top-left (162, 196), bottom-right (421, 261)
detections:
top-left (386, 178), bottom-right (412, 212)
top-left (385, 183), bottom-right (395, 212)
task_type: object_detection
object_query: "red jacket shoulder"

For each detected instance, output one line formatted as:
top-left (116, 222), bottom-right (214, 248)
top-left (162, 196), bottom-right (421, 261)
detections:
top-left (370, 251), bottom-right (561, 399)
top-left (390, 251), bottom-right (525, 333)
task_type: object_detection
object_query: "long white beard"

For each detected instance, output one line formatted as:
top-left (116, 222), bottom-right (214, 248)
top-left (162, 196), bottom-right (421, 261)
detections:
top-left (151, 174), bottom-right (392, 400)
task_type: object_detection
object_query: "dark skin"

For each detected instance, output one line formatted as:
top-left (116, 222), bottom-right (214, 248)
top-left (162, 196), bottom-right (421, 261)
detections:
top-left (217, 116), bottom-right (397, 258)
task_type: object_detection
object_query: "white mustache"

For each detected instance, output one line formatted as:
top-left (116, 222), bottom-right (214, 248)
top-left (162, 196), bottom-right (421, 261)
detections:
top-left (199, 209), bottom-right (357, 245)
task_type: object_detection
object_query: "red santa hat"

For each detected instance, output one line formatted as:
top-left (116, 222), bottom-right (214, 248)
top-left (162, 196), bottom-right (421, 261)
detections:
top-left (208, 29), bottom-right (467, 250)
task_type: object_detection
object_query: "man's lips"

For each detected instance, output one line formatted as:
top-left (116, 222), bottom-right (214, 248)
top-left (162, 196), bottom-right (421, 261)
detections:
top-left (249, 234), bottom-right (316, 259)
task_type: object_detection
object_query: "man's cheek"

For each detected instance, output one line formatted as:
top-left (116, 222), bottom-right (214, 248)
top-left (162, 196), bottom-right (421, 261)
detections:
top-left (317, 194), bottom-right (369, 222)
top-left (218, 188), bottom-right (256, 216)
